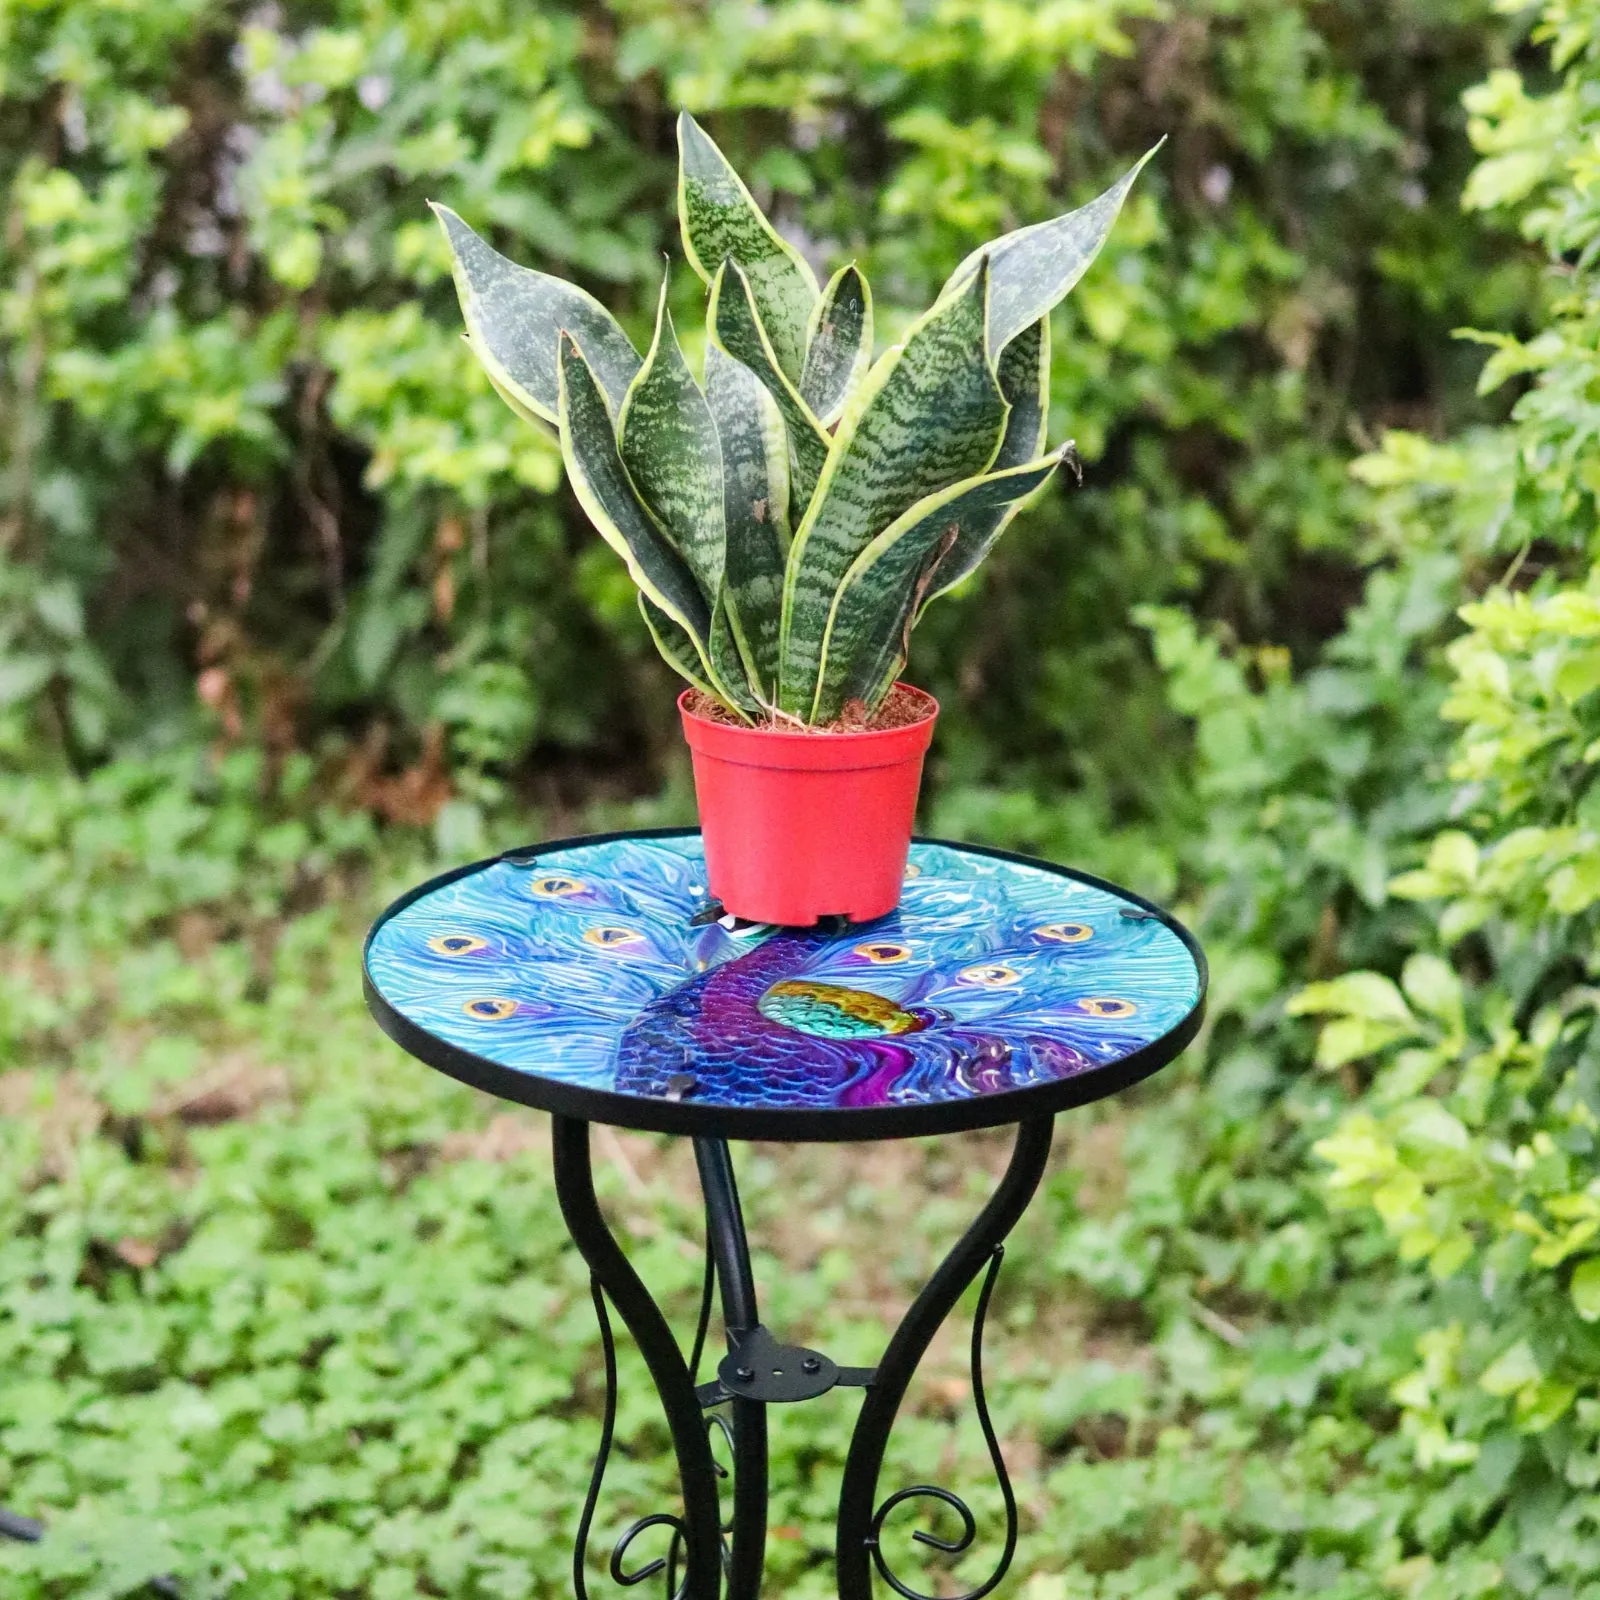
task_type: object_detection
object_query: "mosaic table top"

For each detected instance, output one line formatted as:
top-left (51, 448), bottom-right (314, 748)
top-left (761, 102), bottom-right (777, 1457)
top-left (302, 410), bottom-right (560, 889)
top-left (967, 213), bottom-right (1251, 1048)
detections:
top-left (363, 830), bottom-right (1206, 1141)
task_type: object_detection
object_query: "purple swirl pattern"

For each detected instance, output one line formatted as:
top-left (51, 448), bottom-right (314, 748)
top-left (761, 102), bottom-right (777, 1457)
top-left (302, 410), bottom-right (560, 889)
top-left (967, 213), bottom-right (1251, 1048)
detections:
top-left (364, 837), bottom-right (1201, 1111)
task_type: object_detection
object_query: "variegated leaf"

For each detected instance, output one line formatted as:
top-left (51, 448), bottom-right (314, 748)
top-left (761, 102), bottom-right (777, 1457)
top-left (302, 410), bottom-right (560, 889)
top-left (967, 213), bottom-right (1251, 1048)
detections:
top-left (639, 592), bottom-right (715, 698)
top-left (777, 258), bottom-right (1006, 715)
top-left (640, 589), bottom-right (758, 720)
top-left (922, 314), bottom-right (1058, 606)
top-left (708, 260), bottom-right (831, 512)
top-left (433, 203), bottom-right (640, 423)
top-left (705, 342), bottom-right (791, 702)
top-left (677, 111), bottom-right (818, 383)
top-left (709, 590), bottom-right (762, 718)
top-left (800, 264), bottom-right (872, 426)
top-left (557, 333), bottom-right (710, 657)
top-left (811, 450), bottom-right (1068, 722)
top-left (940, 142), bottom-right (1161, 357)
top-left (618, 274), bottom-right (724, 603)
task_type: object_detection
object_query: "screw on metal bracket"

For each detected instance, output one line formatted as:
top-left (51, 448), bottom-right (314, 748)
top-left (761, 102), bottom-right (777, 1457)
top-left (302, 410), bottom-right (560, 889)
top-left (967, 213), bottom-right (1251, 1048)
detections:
top-left (1119, 908), bottom-right (1156, 921)
top-left (499, 845), bottom-right (542, 866)
top-left (688, 899), bottom-right (727, 927)
top-left (716, 1326), bottom-right (841, 1402)
top-left (663, 1074), bottom-right (698, 1102)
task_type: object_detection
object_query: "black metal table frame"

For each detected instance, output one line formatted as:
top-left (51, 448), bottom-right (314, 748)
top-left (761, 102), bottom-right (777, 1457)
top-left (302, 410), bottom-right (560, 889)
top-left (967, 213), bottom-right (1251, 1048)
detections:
top-left (555, 1114), bottom-right (1054, 1600)
top-left (362, 831), bottom-right (1208, 1599)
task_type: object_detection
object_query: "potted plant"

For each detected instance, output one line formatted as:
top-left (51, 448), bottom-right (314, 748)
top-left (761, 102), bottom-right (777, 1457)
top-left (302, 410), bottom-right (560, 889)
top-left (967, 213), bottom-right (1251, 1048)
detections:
top-left (433, 115), bottom-right (1155, 926)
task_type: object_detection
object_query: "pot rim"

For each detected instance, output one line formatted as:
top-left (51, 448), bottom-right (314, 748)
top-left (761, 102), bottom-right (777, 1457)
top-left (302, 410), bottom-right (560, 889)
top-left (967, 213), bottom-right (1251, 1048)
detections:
top-left (676, 682), bottom-right (938, 743)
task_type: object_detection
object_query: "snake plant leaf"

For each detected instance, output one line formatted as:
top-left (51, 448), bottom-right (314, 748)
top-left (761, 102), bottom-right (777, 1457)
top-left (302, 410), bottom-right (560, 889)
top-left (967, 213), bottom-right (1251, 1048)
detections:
top-left (709, 590), bottom-right (763, 718)
top-left (777, 257), bottom-right (1006, 715)
top-left (940, 142), bottom-right (1162, 357)
top-left (921, 314), bottom-right (1055, 607)
top-left (800, 264), bottom-right (873, 426)
top-left (811, 449), bottom-right (1069, 722)
top-left (433, 203), bottom-right (640, 423)
top-left (705, 341), bottom-right (791, 701)
top-left (618, 273), bottom-right (725, 604)
top-left (557, 333), bottom-right (711, 657)
top-left (676, 112), bottom-right (819, 384)
top-left (708, 260), bottom-right (831, 512)
top-left (638, 592), bottom-right (716, 699)
top-left (640, 590), bottom-right (759, 722)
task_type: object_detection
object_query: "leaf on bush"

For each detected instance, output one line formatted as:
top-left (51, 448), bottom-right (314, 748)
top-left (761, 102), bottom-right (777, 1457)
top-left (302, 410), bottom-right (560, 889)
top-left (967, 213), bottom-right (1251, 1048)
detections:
top-left (939, 143), bottom-right (1161, 356)
top-left (557, 334), bottom-right (709, 655)
top-left (811, 449), bottom-right (1069, 722)
top-left (1313, 1016), bottom-right (1414, 1069)
top-left (706, 342), bottom-right (790, 701)
top-left (432, 204), bottom-right (640, 424)
top-left (618, 273), bottom-right (725, 603)
top-left (709, 260), bottom-right (831, 511)
top-left (1547, 848), bottom-right (1600, 913)
top-left (1391, 830), bottom-right (1480, 901)
top-left (0, 656), bottom-right (55, 708)
top-left (1393, 1098), bottom-right (1470, 1157)
top-left (778, 259), bottom-right (1006, 715)
top-left (1401, 953), bottom-right (1463, 1027)
top-left (1515, 1378), bottom-right (1576, 1433)
top-left (800, 264), bottom-right (872, 425)
top-left (923, 315), bottom-right (1061, 608)
top-left (1288, 971), bottom-right (1415, 1025)
top-left (1572, 1257), bottom-right (1600, 1322)
top-left (677, 111), bottom-right (818, 383)
top-left (1478, 1340), bottom-right (1540, 1397)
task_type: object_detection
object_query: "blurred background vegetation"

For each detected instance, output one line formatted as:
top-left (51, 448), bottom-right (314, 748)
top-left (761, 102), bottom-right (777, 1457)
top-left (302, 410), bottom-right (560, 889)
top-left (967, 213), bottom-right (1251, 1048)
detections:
top-left (9, 0), bottom-right (1600, 1596)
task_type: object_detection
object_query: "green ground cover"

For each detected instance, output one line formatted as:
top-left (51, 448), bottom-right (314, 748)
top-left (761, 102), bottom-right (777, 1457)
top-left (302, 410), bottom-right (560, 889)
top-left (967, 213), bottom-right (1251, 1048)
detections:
top-left (9, 0), bottom-right (1600, 1595)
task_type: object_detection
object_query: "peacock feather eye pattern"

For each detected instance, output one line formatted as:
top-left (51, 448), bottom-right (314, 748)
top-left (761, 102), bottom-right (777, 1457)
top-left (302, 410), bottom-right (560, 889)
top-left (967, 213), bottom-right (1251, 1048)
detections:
top-left (530, 874), bottom-right (586, 899)
top-left (957, 964), bottom-right (1023, 988)
top-left (1074, 997), bottom-right (1137, 1018)
top-left (462, 997), bottom-right (519, 1020)
top-left (854, 941), bottom-right (912, 964)
top-left (365, 835), bottom-right (1202, 1111)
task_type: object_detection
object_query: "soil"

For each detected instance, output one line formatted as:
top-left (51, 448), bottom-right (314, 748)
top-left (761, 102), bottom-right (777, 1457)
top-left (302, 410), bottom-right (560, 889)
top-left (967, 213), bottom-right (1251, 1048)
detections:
top-left (683, 682), bottom-right (935, 733)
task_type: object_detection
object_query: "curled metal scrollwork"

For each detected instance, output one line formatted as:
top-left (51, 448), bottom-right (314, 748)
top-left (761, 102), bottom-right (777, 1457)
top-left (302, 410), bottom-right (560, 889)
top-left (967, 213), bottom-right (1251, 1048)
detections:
top-left (611, 1515), bottom-right (689, 1590)
top-left (575, 1237), bottom-right (720, 1600)
top-left (866, 1247), bottom-right (1018, 1600)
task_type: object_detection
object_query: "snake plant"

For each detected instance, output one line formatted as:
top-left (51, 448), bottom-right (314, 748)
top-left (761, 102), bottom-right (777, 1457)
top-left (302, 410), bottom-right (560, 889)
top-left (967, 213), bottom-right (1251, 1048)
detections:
top-left (434, 115), bottom-right (1156, 726)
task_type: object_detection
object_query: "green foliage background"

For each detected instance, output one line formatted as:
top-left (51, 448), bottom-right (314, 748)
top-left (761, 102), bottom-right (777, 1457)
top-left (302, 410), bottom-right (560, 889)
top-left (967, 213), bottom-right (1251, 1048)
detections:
top-left (9, 0), bottom-right (1600, 1596)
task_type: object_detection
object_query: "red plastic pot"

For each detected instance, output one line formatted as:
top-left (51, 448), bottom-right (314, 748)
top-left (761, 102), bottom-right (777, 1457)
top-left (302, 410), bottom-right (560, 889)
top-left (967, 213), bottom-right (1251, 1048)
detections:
top-left (679, 685), bottom-right (939, 926)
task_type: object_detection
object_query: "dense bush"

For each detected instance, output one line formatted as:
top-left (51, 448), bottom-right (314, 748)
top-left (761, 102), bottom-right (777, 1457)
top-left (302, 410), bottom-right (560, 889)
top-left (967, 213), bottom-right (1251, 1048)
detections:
top-left (0, 0), bottom-right (1529, 865)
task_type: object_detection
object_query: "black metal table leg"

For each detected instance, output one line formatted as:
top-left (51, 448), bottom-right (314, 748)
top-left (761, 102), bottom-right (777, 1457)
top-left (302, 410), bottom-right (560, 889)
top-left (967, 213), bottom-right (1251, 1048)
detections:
top-left (835, 1116), bottom-right (1055, 1600)
top-left (552, 1116), bottom-right (724, 1599)
top-left (694, 1138), bottom-right (768, 1600)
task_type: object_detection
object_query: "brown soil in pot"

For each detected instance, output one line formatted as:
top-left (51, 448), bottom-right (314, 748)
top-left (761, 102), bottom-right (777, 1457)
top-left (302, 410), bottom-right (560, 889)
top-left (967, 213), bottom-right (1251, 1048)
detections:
top-left (683, 683), bottom-right (935, 733)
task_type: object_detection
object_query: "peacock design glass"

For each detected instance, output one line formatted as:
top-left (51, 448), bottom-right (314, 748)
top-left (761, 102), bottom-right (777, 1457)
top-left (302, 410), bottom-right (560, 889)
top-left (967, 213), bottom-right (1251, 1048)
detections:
top-left (364, 834), bottom-right (1203, 1123)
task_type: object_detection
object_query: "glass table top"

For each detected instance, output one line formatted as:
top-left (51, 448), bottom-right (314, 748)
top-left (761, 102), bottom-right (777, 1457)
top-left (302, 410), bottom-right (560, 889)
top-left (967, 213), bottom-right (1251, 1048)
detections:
top-left (363, 831), bottom-right (1206, 1141)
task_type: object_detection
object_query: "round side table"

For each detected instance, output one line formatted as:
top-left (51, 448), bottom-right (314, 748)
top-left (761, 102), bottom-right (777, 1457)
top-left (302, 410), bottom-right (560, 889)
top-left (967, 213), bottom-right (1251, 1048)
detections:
top-left (364, 829), bottom-right (1206, 1600)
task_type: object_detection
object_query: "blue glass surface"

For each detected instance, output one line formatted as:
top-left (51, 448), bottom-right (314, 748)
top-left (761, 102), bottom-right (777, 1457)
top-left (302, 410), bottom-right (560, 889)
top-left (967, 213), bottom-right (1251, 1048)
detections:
top-left (365, 836), bottom-right (1202, 1113)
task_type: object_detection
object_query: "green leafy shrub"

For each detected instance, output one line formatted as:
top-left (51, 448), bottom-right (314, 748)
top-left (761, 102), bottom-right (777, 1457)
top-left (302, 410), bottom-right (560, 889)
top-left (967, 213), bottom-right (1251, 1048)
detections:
top-left (438, 115), bottom-right (1151, 725)
top-left (1143, 6), bottom-right (1600, 1592)
top-left (0, 0), bottom-right (1527, 845)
